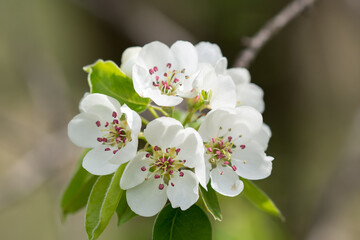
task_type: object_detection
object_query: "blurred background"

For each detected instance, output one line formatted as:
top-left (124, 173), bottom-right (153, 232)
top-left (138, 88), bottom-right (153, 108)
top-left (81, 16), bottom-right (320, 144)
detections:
top-left (1, 0), bottom-right (360, 239)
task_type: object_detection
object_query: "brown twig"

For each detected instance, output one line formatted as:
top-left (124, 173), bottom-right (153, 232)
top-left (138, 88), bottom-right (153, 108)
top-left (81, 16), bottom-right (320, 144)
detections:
top-left (234, 0), bottom-right (318, 68)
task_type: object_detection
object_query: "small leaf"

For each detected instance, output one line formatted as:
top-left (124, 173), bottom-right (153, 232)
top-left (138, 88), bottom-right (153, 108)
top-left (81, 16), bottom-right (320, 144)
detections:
top-left (116, 191), bottom-right (137, 226)
top-left (61, 149), bottom-right (98, 218)
top-left (84, 60), bottom-right (150, 113)
top-left (241, 178), bottom-right (285, 221)
top-left (153, 204), bottom-right (212, 240)
top-left (85, 164), bottom-right (125, 240)
top-left (200, 184), bottom-right (222, 221)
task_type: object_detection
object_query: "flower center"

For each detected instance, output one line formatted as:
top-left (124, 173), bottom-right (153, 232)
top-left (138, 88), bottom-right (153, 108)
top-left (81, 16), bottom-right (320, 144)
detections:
top-left (149, 63), bottom-right (189, 96)
top-left (141, 146), bottom-right (186, 189)
top-left (95, 111), bottom-right (132, 154)
top-left (204, 127), bottom-right (245, 173)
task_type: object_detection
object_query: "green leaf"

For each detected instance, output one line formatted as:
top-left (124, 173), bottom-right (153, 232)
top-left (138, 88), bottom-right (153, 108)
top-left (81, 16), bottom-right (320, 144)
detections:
top-left (85, 164), bottom-right (126, 240)
top-left (241, 178), bottom-right (285, 221)
top-left (200, 184), bottom-right (222, 221)
top-left (153, 204), bottom-right (212, 240)
top-left (61, 149), bottom-right (98, 218)
top-left (84, 59), bottom-right (150, 113)
top-left (116, 190), bottom-right (137, 226)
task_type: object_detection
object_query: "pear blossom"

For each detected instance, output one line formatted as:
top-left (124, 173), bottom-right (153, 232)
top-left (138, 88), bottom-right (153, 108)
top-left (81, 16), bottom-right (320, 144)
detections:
top-left (193, 63), bottom-right (236, 109)
top-left (132, 41), bottom-right (199, 107)
top-left (196, 41), bottom-right (265, 113)
top-left (68, 93), bottom-right (141, 175)
top-left (198, 107), bottom-right (273, 197)
top-left (120, 46), bottom-right (141, 78)
top-left (120, 117), bottom-right (206, 217)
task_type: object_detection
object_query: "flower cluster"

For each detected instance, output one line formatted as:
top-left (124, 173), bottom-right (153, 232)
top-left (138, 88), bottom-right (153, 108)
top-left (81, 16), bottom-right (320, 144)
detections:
top-left (68, 40), bottom-right (274, 217)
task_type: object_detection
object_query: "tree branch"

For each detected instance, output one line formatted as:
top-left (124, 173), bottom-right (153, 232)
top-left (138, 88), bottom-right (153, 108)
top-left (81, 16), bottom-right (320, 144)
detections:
top-left (234, 0), bottom-right (318, 68)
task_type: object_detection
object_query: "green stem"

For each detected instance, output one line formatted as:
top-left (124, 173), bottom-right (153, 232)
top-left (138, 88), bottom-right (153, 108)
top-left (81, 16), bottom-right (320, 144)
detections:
top-left (150, 105), bottom-right (169, 117)
top-left (141, 116), bottom-right (149, 125)
top-left (182, 108), bottom-right (196, 126)
top-left (138, 132), bottom-right (146, 141)
top-left (148, 106), bottom-right (159, 118)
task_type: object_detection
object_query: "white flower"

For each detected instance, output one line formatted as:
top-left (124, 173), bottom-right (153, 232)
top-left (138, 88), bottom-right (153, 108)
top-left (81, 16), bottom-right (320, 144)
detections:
top-left (196, 41), bottom-right (265, 113)
top-left (120, 117), bottom-right (206, 217)
top-left (193, 63), bottom-right (236, 109)
top-left (132, 41), bottom-right (199, 107)
top-left (120, 46), bottom-right (141, 78)
top-left (68, 93), bottom-right (141, 175)
top-left (198, 107), bottom-right (273, 197)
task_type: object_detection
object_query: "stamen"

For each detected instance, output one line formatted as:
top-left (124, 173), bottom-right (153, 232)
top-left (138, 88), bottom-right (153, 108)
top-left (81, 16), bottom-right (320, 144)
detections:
top-left (105, 122), bottom-right (109, 127)
top-left (224, 161), bottom-right (230, 165)
top-left (153, 66), bottom-right (158, 72)
top-left (164, 73), bottom-right (167, 77)
top-left (97, 137), bottom-right (103, 142)
top-left (174, 78), bottom-right (179, 83)
top-left (228, 149), bottom-right (233, 154)
top-left (171, 182), bottom-right (175, 187)
top-left (141, 166), bottom-right (147, 171)
top-left (112, 111), bottom-right (117, 118)
top-left (96, 121), bottom-right (101, 127)
top-left (113, 150), bottom-right (118, 154)
top-left (154, 174), bottom-right (160, 179)
top-left (105, 148), bottom-right (111, 151)
top-left (179, 172), bottom-right (184, 177)
top-left (228, 136), bottom-right (232, 142)
top-left (207, 147), bottom-right (213, 152)
top-left (167, 63), bottom-right (171, 68)
top-left (175, 148), bottom-right (181, 154)
top-left (116, 137), bottom-right (122, 143)
top-left (154, 146), bottom-right (159, 151)
top-left (158, 184), bottom-right (165, 190)
top-left (146, 153), bottom-right (151, 158)
top-left (102, 138), bottom-right (108, 142)
top-left (169, 170), bottom-right (174, 175)
top-left (149, 69), bottom-right (154, 75)
top-left (240, 145), bottom-right (246, 149)
top-left (212, 138), bottom-right (215, 143)
top-left (232, 165), bottom-right (237, 171)
top-left (113, 119), bottom-right (119, 124)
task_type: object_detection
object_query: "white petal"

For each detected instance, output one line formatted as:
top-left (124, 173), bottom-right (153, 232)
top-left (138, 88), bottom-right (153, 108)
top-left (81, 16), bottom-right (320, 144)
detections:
top-left (120, 46), bottom-right (142, 78)
top-left (232, 144), bottom-right (273, 180)
top-left (126, 178), bottom-right (168, 217)
top-left (67, 112), bottom-right (102, 148)
top-left (79, 93), bottom-right (121, 119)
top-left (198, 108), bottom-right (232, 142)
top-left (121, 104), bottom-right (142, 134)
top-left (210, 74), bottom-right (236, 109)
top-left (137, 41), bottom-right (170, 72)
top-left (227, 67), bottom-right (251, 85)
top-left (82, 145), bottom-right (120, 175)
top-left (227, 106), bottom-right (263, 144)
top-left (120, 152), bottom-right (152, 189)
top-left (171, 41), bottom-right (198, 74)
top-left (167, 170), bottom-right (199, 210)
top-left (196, 42), bottom-right (223, 67)
top-left (176, 128), bottom-right (207, 188)
top-left (143, 87), bottom-right (183, 107)
top-left (109, 139), bottom-right (138, 165)
top-left (210, 165), bottom-right (244, 197)
top-left (144, 117), bottom-right (183, 149)
top-left (236, 83), bottom-right (265, 113)
top-left (253, 123), bottom-right (272, 151)
top-left (177, 128), bottom-right (204, 168)
top-left (132, 64), bottom-right (153, 98)
top-left (214, 57), bottom-right (227, 74)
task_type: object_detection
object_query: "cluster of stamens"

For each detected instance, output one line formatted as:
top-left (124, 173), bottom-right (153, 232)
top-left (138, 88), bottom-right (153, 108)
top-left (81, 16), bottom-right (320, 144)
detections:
top-left (95, 111), bottom-right (132, 154)
top-left (149, 63), bottom-right (189, 96)
top-left (204, 127), bottom-right (246, 175)
top-left (140, 146), bottom-right (186, 190)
